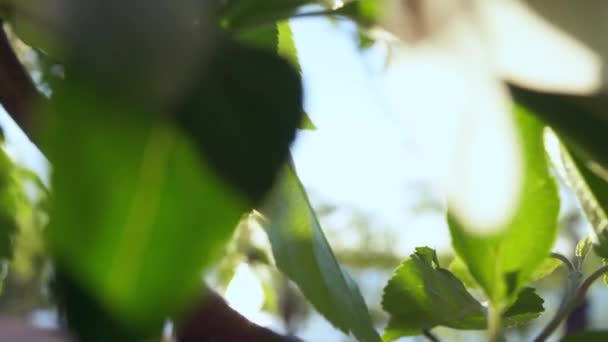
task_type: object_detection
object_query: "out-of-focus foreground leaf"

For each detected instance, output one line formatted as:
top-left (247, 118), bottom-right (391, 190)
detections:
top-left (259, 162), bottom-right (380, 342)
top-left (44, 79), bottom-right (246, 339)
top-left (448, 105), bottom-right (560, 308)
top-left (44, 24), bottom-right (303, 339)
top-left (236, 20), bottom-right (315, 130)
top-left (382, 247), bottom-right (544, 341)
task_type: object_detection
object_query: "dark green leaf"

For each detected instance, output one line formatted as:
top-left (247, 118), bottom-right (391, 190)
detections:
top-left (175, 35), bottom-right (303, 203)
top-left (509, 85), bottom-right (608, 171)
top-left (236, 21), bottom-right (314, 130)
top-left (221, 0), bottom-right (314, 30)
top-left (501, 287), bottom-right (544, 326)
top-left (449, 105), bottom-right (560, 306)
top-left (259, 162), bottom-right (380, 342)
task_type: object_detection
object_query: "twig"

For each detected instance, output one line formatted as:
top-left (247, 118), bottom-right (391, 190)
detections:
top-left (550, 252), bottom-right (575, 273)
top-left (422, 329), bottom-right (441, 342)
top-left (176, 289), bottom-right (303, 342)
top-left (0, 20), bottom-right (45, 143)
top-left (534, 264), bottom-right (608, 341)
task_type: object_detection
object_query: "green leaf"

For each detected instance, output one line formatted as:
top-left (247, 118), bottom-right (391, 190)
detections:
top-left (560, 144), bottom-right (608, 258)
top-left (576, 237), bottom-right (593, 259)
top-left (450, 256), bottom-right (561, 290)
top-left (509, 85), bottom-right (608, 171)
top-left (44, 79), bottom-right (247, 336)
top-left (501, 287), bottom-right (544, 326)
top-left (382, 247), bottom-right (486, 340)
top-left (175, 35), bottom-right (303, 204)
top-left (448, 256), bottom-right (480, 289)
top-left (278, 22), bottom-right (301, 72)
top-left (336, 0), bottom-right (380, 27)
top-left (0, 141), bottom-right (24, 261)
top-left (45, 28), bottom-right (303, 338)
top-left (562, 331), bottom-right (608, 342)
top-left (383, 248), bottom-right (544, 341)
top-left (259, 162), bottom-right (380, 342)
top-left (448, 105), bottom-right (560, 306)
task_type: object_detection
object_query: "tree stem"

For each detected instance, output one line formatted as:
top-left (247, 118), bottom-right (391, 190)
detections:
top-left (488, 303), bottom-right (504, 342)
top-left (534, 264), bottom-right (608, 341)
top-left (423, 329), bottom-right (441, 342)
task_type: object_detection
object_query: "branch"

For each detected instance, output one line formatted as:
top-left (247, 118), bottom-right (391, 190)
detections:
top-left (176, 289), bottom-right (303, 342)
top-left (0, 20), bottom-right (45, 143)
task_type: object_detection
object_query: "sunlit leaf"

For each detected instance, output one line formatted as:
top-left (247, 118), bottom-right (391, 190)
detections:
top-left (259, 162), bottom-right (380, 342)
top-left (382, 248), bottom-right (544, 341)
top-left (448, 105), bottom-right (560, 307)
top-left (236, 20), bottom-right (314, 131)
top-left (450, 256), bottom-right (561, 291)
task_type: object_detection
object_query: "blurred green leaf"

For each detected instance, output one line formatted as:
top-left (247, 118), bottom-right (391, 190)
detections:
top-left (448, 105), bottom-right (560, 307)
top-left (560, 144), bottom-right (608, 258)
top-left (236, 21), bottom-right (314, 131)
top-left (562, 331), bottom-right (608, 341)
top-left (259, 162), bottom-right (380, 342)
top-left (227, 22), bottom-right (310, 140)
top-left (383, 248), bottom-right (544, 341)
top-left (0, 143), bottom-right (23, 261)
top-left (44, 79), bottom-right (249, 337)
top-left (175, 35), bottom-right (303, 204)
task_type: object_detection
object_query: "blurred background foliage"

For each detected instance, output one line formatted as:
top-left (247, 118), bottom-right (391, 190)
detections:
top-left (0, 1), bottom-right (607, 342)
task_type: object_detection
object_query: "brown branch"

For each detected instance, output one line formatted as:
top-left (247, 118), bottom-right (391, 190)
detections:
top-left (0, 20), bottom-right (45, 143)
top-left (176, 289), bottom-right (303, 342)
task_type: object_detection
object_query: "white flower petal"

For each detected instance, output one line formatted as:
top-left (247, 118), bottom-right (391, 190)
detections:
top-left (480, 0), bottom-right (602, 94)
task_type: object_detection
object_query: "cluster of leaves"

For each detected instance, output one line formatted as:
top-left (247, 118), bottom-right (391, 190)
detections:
top-left (0, 0), bottom-right (608, 342)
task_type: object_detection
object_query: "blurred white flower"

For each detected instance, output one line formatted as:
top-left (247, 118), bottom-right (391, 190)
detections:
top-left (379, 0), bottom-right (603, 234)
